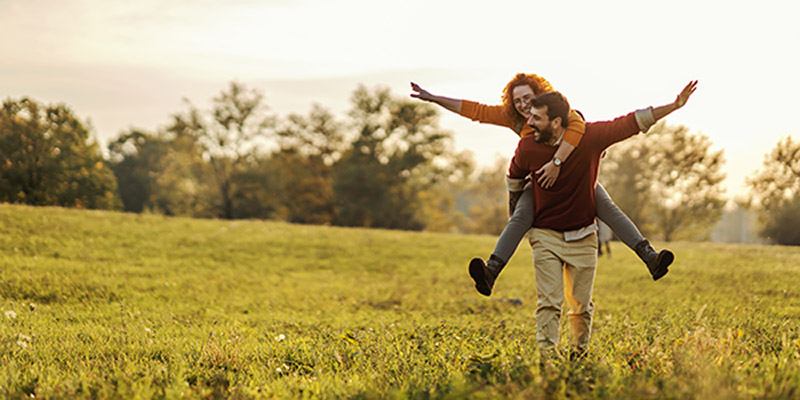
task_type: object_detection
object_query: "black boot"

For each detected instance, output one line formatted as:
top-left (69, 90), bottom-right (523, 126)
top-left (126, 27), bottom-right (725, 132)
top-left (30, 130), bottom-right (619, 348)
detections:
top-left (468, 254), bottom-right (506, 296)
top-left (634, 239), bottom-right (673, 281)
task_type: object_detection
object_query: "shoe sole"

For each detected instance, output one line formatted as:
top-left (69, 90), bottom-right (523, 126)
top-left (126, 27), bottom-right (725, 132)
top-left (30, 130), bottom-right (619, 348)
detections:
top-left (468, 258), bottom-right (492, 296)
top-left (652, 250), bottom-right (674, 281)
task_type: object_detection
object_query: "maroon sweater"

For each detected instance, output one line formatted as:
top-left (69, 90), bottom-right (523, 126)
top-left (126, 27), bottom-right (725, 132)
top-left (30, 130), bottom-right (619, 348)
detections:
top-left (507, 112), bottom-right (641, 232)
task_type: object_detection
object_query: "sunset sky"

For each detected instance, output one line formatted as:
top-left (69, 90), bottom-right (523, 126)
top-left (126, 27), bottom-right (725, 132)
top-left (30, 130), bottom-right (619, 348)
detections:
top-left (2, 0), bottom-right (799, 199)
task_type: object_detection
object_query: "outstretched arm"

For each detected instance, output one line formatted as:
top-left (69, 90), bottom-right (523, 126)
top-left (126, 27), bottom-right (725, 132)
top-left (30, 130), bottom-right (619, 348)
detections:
top-left (655, 80), bottom-right (697, 120)
top-left (638, 80), bottom-right (698, 132)
top-left (410, 82), bottom-right (462, 114)
top-left (597, 81), bottom-right (699, 150)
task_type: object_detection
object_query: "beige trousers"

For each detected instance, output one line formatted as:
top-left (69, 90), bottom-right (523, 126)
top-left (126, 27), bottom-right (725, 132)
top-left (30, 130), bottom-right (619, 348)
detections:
top-left (529, 228), bottom-right (598, 353)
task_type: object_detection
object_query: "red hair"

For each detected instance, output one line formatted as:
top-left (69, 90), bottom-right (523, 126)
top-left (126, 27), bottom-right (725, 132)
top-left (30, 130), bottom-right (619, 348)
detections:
top-left (501, 73), bottom-right (554, 127)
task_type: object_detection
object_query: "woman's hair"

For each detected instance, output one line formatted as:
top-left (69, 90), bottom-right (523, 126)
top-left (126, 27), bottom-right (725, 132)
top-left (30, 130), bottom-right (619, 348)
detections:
top-left (501, 73), bottom-right (554, 125)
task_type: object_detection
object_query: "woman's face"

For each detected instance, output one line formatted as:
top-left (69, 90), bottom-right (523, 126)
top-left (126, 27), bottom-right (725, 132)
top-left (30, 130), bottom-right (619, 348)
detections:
top-left (512, 85), bottom-right (535, 118)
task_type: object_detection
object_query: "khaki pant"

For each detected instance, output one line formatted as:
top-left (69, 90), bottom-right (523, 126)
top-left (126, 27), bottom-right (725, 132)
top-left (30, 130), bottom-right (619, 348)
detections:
top-left (529, 228), bottom-right (598, 353)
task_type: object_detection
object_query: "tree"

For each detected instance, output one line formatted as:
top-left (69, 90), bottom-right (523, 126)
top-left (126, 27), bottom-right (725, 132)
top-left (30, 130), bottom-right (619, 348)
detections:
top-left (413, 150), bottom-right (475, 233)
top-left (747, 136), bottom-right (800, 245)
top-left (461, 157), bottom-right (509, 235)
top-left (595, 140), bottom-right (655, 226)
top-left (332, 85), bottom-right (453, 230)
top-left (108, 129), bottom-right (166, 213)
top-left (108, 125), bottom-right (214, 217)
top-left (228, 155), bottom-right (284, 220)
top-left (272, 104), bottom-right (345, 224)
top-left (0, 97), bottom-right (118, 209)
top-left (170, 81), bottom-right (274, 219)
top-left (601, 122), bottom-right (726, 241)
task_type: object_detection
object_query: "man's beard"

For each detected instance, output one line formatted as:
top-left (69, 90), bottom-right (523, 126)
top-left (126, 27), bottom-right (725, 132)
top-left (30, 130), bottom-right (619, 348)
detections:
top-left (532, 125), bottom-right (554, 143)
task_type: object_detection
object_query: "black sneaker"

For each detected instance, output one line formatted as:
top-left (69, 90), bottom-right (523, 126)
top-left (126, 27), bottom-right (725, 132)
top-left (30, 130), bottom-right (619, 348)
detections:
top-left (650, 249), bottom-right (673, 281)
top-left (634, 240), bottom-right (673, 281)
top-left (469, 258), bottom-right (493, 296)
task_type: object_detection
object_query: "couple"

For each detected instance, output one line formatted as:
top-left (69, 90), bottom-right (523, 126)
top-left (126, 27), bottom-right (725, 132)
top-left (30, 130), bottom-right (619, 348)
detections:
top-left (411, 76), bottom-right (697, 356)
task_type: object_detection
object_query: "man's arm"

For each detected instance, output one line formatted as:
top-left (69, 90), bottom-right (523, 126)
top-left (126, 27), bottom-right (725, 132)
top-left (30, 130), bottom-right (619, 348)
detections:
top-left (410, 82), bottom-right (462, 114)
top-left (635, 80), bottom-right (698, 133)
top-left (594, 81), bottom-right (699, 149)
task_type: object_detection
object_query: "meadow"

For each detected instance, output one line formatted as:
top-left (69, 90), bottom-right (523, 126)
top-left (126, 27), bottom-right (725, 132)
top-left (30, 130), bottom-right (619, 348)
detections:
top-left (1, 203), bottom-right (799, 399)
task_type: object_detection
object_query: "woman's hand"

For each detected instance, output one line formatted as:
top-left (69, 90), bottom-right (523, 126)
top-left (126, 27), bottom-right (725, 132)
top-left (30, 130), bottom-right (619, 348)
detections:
top-left (410, 82), bottom-right (435, 102)
top-left (535, 160), bottom-right (560, 189)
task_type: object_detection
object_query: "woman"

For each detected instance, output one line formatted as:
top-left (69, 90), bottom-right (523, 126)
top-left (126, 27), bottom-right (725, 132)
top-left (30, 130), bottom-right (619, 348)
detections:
top-left (410, 74), bottom-right (673, 296)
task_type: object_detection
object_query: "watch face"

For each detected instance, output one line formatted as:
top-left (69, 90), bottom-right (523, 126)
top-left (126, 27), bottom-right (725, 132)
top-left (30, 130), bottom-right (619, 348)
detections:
top-left (554, 158), bottom-right (562, 166)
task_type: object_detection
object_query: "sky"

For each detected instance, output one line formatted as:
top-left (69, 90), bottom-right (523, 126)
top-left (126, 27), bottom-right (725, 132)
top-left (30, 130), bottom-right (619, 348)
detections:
top-left (2, 0), bottom-right (799, 200)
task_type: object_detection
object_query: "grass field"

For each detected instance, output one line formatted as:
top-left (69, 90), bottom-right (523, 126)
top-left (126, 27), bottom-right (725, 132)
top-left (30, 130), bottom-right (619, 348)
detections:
top-left (1, 203), bottom-right (799, 399)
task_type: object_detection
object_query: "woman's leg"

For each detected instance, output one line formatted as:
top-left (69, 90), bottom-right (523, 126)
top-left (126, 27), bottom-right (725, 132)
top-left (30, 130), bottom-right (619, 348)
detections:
top-left (595, 182), bottom-right (673, 280)
top-left (470, 183), bottom-right (535, 296)
top-left (594, 183), bottom-right (644, 249)
top-left (492, 183), bottom-right (534, 263)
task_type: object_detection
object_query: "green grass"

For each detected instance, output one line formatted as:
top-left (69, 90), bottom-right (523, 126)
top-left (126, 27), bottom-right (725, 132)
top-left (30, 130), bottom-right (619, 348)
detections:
top-left (1, 203), bottom-right (799, 399)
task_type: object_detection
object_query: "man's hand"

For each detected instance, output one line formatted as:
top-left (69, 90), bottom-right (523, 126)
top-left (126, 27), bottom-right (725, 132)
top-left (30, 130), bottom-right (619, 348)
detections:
top-left (652, 80), bottom-right (699, 122)
top-left (674, 80), bottom-right (698, 109)
top-left (509, 190), bottom-right (523, 217)
top-left (410, 82), bottom-right (434, 102)
top-left (535, 160), bottom-right (560, 189)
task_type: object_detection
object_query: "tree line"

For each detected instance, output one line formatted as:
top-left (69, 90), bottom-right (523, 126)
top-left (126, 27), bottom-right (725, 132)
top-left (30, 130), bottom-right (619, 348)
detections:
top-left (1, 82), bottom-right (798, 244)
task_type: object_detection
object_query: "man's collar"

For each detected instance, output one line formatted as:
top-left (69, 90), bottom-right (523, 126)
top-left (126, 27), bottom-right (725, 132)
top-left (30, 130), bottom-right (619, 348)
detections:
top-left (547, 129), bottom-right (566, 147)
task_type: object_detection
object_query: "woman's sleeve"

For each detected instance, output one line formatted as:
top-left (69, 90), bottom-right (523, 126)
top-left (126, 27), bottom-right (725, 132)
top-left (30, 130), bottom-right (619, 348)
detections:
top-left (562, 109), bottom-right (586, 147)
top-left (459, 100), bottom-right (514, 128)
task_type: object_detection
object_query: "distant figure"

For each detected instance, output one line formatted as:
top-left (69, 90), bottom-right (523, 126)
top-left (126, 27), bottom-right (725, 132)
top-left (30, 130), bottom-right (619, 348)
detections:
top-left (597, 221), bottom-right (612, 258)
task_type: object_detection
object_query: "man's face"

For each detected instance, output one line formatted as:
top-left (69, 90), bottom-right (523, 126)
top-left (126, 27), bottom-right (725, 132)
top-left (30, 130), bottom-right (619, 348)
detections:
top-left (527, 105), bottom-right (554, 143)
top-left (512, 85), bottom-right (535, 118)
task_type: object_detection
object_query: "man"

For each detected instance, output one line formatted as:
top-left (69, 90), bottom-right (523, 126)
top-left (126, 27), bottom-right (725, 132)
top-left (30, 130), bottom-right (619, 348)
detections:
top-left (505, 82), bottom-right (697, 356)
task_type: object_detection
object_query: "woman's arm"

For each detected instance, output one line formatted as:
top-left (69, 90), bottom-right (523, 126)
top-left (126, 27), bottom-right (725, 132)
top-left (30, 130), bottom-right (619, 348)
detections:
top-left (411, 82), bottom-right (516, 129)
top-left (410, 82), bottom-right (462, 114)
top-left (535, 109), bottom-right (585, 188)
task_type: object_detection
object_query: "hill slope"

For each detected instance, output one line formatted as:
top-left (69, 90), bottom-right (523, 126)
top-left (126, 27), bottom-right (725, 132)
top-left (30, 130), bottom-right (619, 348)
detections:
top-left (1, 204), bottom-right (799, 398)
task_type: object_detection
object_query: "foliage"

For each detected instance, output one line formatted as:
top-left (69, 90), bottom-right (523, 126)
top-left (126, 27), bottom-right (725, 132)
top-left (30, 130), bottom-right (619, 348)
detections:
top-left (331, 85), bottom-right (454, 230)
top-left (105, 83), bottom-right (475, 232)
top-left (0, 97), bottom-right (118, 209)
top-left (108, 128), bottom-right (214, 217)
top-left (171, 81), bottom-right (275, 219)
top-left (461, 157), bottom-right (510, 235)
top-left (107, 130), bottom-right (164, 213)
top-left (2, 204), bottom-right (800, 399)
top-left (272, 105), bottom-right (344, 224)
top-left (758, 197), bottom-right (800, 245)
top-left (601, 122), bottom-right (726, 241)
top-left (413, 150), bottom-right (475, 233)
top-left (108, 83), bottom-right (277, 219)
top-left (596, 139), bottom-right (654, 226)
top-left (228, 156), bottom-right (284, 220)
top-left (747, 136), bottom-right (800, 245)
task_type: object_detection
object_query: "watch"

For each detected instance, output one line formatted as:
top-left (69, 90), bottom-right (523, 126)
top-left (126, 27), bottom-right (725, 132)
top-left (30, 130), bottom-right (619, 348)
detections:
top-left (553, 157), bottom-right (563, 167)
